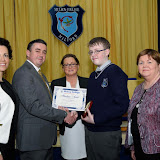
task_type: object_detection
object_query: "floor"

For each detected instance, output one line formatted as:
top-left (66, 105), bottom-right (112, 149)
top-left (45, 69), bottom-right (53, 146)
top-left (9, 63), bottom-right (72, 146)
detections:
top-left (16, 146), bottom-right (131, 160)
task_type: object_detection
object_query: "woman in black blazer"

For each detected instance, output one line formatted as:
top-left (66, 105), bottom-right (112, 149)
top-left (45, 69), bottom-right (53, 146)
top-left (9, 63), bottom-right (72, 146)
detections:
top-left (51, 54), bottom-right (88, 160)
top-left (0, 38), bottom-right (19, 160)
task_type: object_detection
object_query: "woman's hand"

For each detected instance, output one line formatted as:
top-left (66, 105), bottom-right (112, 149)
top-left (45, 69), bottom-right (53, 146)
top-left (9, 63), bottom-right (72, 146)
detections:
top-left (131, 150), bottom-right (136, 160)
top-left (70, 110), bottom-right (78, 118)
top-left (58, 106), bottom-right (69, 112)
top-left (0, 154), bottom-right (3, 160)
top-left (64, 111), bottom-right (77, 124)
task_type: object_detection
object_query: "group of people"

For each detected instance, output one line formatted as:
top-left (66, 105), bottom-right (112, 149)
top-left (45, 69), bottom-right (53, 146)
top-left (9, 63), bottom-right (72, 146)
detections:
top-left (0, 36), bottom-right (160, 160)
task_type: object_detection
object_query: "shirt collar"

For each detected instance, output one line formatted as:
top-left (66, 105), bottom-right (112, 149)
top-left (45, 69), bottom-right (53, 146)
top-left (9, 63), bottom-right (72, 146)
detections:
top-left (96, 60), bottom-right (111, 72)
top-left (27, 60), bottom-right (40, 72)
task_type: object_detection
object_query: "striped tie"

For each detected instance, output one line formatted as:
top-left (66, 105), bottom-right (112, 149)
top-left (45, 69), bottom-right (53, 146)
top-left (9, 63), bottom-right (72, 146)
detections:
top-left (96, 71), bottom-right (101, 77)
top-left (38, 69), bottom-right (52, 100)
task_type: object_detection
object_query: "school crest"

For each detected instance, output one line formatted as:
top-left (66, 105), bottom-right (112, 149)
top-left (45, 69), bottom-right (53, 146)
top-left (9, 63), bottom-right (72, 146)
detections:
top-left (49, 5), bottom-right (85, 46)
top-left (101, 78), bottom-right (108, 88)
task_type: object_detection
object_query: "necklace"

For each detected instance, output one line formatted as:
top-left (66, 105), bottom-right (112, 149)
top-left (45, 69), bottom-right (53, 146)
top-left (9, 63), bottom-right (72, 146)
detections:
top-left (136, 89), bottom-right (147, 108)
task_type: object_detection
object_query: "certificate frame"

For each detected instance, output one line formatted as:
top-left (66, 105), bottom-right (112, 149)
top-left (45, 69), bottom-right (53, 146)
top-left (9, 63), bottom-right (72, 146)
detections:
top-left (52, 86), bottom-right (87, 111)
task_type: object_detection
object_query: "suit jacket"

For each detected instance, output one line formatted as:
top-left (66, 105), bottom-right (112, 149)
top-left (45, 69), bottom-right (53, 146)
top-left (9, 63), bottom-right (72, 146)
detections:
top-left (12, 61), bottom-right (67, 151)
top-left (125, 78), bottom-right (160, 154)
top-left (51, 76), bottom-right (88, 135)
top-left (0, 78), bottom-right (19, 160)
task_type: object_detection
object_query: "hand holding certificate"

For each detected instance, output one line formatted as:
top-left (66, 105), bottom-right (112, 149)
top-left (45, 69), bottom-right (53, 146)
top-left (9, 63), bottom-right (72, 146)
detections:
top-left (52, 86), bottom-right (87, 111)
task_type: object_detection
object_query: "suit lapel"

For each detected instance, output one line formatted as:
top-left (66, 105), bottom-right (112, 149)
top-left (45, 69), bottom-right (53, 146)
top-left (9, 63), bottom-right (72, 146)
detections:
top-left (25, 61), bottom-right (52, 101)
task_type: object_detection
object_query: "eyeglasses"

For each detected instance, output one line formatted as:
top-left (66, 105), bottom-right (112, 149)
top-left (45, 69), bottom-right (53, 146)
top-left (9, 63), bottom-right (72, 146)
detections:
top-left (63, 64), bottom-right (78, 68)
top-left (88, 48), bottom-right (107, 55)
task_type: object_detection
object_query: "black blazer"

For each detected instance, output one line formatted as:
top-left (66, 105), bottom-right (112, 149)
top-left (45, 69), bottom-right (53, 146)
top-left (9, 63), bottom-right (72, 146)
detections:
top-left (51, 76), bottom-right (88, 135)
top-left (0, 79), bottom-right (19, 160)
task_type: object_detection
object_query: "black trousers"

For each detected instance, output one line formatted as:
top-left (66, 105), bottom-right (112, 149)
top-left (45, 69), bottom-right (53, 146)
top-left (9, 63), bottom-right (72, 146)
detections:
top-left (1, 147), bottom-right (16, 160)
top-left (19, 147), bottom-right (53, 160)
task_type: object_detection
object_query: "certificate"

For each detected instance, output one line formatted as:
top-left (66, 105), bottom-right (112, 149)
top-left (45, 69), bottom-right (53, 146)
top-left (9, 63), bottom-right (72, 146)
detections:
top-left (52, 86), bottom-right (87, 111)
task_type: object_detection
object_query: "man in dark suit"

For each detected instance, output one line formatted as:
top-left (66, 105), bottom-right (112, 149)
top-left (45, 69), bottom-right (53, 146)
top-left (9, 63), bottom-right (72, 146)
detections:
top-left (12, 39), bottom-right (77, 160)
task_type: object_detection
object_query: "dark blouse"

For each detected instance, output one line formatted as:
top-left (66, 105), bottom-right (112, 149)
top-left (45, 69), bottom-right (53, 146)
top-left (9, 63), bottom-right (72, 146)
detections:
top-left (131, 90), bottom-right (146, 148)
top-left (131, 106), bottom-right (141, 150)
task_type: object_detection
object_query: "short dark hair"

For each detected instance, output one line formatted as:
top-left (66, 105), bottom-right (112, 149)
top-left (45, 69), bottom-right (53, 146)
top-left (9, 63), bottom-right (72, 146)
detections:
top-left (27, 39), bottom-right (47, 51)
top-left (61, 54), bottom-right (80, 65)
top-left (0, 37), bottom-right (12, 59)
top-left (137, 49), bottom-right (160, 78)
top-left (88, 37), bottom-right (110, 49)
top-left (137, 49), bottom-right (160, 65)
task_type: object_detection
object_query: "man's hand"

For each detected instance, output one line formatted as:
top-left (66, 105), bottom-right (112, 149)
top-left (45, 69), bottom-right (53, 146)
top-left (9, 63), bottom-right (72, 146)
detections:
top-left (64, 111), bottom-right (78, 124)
top-left (81, 108), bottom-right (95, 124)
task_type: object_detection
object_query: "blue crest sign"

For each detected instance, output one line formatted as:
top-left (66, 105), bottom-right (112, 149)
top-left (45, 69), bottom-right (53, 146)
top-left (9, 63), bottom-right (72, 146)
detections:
top-left (49, 5), bottom-right (85, 46)
top-left (101, 78), bottom-right (108, 88)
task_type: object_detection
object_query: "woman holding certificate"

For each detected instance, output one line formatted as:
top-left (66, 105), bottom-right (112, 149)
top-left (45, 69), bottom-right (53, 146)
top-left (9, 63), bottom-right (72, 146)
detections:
top-left (125, 49), bottom-right (160, 160)
top-left (51, 54), bottom-right (88, 160)
top-left (0, 38), bottom-right (19, 160)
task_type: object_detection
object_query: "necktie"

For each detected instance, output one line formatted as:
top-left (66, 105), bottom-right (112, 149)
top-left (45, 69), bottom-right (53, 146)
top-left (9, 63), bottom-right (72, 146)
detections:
top-left (38, 69), bottom-right (52, 100)
top-left (95, 71), bottom-right (101, 77)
